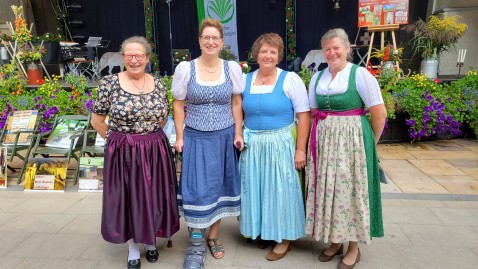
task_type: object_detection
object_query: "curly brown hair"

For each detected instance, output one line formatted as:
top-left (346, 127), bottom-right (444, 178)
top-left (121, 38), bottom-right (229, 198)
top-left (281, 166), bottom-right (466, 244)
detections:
top-left (250, 33), bottom-right (284, 62)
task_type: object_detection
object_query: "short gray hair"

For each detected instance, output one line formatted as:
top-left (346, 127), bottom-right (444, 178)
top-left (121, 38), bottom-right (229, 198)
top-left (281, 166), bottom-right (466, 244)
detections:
top-left (321, 28), bottom-right (352, 61)
top-left (120, 36), bottom-right (152, 56)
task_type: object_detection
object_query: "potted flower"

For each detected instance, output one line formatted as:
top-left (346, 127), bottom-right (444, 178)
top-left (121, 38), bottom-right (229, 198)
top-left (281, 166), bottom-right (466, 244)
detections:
top-left (387, 73), bottom-right (465, 141)
top-left (32, 32), bottom-right (63, 64)
top-left (370, 43), bottom-right (403, 74)
top-left (403, 15), bottom-right (467, 79)
top-left (172, 49), bottom-right (190, 64)
top-left (16, 43), bottom-right (45, 85)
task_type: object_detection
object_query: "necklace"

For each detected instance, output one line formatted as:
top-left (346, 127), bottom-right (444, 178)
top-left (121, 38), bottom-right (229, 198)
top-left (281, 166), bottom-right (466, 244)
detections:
top-left (256, 76), bottom-right (269, 85)
top-left (256, 70), bottom-right (276, 85)
top-left (128, 74), bottom-right (146, 94)
top-left (200, 57), bottom-right (219, 73)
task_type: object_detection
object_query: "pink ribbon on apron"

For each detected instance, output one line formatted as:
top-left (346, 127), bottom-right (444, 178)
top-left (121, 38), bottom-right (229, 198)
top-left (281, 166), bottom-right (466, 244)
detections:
top-left (310, 108), bottom-right (364, 177)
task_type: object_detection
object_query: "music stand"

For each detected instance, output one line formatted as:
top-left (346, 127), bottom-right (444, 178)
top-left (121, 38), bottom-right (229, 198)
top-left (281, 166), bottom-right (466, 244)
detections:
top-left (85, 37), bottom-right (102, 48)
top-left (85, 37), bottom-right (108, 79)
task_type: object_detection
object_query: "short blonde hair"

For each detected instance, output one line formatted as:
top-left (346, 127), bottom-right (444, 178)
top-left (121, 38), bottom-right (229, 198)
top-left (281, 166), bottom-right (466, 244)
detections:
top-left (199, 18), bottom-right (224, 38)
top-left (321, 28), bottom-right (352, 61)
top-left (120, 36), bottom-right (152, 56)
top-left (250, 33), bottom-right (284, 62)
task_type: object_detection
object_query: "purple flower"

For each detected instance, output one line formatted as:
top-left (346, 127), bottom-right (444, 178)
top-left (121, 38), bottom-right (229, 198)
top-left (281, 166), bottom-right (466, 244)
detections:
top-left (85, 100), bottom-right (93, 110)
top-left (406, 119), bottom-right (415, 126)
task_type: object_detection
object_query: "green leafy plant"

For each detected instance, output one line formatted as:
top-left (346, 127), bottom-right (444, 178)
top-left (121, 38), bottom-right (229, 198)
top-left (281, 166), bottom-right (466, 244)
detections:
top-left (389, 73), bottom-right (464, 140)
top-left (447, 69), bottom-right (478, 136)
top-left (219, 47), bottom-right (237, 61)
top-left (370, 43), bottom-right (403, 64)
top-left (298, 66), bottom-right (313, 93)
top-left (172, 49), bottom-right (190, 63)
top-left (16, 43), bottom-right (45, 63)
top-left (239, 61), bottom-right (251, 74)
top-left (160, 75), bottom-right (173, 115)
top-left (403, 15), bottom-right (467, 60)
top-left (32, 32), bottom-right (63, 42)
top-left (1, 74), bottom-right (96, 133)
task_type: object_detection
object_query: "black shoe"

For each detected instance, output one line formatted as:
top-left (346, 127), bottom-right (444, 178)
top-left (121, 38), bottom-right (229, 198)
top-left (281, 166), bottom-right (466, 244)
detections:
top-left (127, 259), bottom-right (141, 269)
top-left (145, 249), bottom-right (159, 263)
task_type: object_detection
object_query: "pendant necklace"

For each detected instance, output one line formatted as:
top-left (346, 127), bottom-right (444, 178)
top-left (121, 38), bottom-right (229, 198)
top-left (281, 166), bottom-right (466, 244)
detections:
top-left (257, 76), bottom-right (268, 85)
top-left (129, 75), bottom-right (146, 94)
top-left (200, 57), bottom-right (219, 73)
top-left (256, 70), bottom-right (276, 85)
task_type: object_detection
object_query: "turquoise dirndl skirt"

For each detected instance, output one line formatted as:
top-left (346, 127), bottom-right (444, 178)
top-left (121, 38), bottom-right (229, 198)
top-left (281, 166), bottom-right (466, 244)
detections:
top-left (239, 123), bottom-right (305, 242)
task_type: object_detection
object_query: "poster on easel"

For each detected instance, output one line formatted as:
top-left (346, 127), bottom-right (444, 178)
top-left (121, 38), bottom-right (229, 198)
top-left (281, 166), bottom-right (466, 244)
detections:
top-left (78, 157), bottom-right (104, 192)
top-left (358, 0), bottom-right (409, 27)
top-left (2, 110), bottom-right (38, 145)
top-left (24, 158), bottom-right (68, 192)
top-left (0, 147), bottom-right (7, 188)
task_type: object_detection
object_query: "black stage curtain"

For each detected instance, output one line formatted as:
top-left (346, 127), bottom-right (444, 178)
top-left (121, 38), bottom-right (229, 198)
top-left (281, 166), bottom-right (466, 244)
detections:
top-left (71, 0), bottom-right (428, 75)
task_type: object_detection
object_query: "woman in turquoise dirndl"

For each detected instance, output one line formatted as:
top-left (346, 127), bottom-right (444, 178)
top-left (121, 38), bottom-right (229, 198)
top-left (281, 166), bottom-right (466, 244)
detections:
top-left (239, 33), bottom-right (310, 261)
top-left (305, 28), bottom-right (387, 269)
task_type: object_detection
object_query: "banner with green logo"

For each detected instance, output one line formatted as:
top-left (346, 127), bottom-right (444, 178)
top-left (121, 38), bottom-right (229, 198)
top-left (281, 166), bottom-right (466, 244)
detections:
top-left (196, 0), bottom-right (239, 59)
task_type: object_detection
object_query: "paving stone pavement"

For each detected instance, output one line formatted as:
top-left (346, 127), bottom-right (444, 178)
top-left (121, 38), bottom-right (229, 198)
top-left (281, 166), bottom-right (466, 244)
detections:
top-left (1, 138), bottom-right (478, 268)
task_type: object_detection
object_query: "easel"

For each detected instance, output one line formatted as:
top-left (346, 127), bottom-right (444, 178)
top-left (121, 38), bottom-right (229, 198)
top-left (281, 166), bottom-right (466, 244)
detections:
top-left (365, 24), bottom-right (400, 71)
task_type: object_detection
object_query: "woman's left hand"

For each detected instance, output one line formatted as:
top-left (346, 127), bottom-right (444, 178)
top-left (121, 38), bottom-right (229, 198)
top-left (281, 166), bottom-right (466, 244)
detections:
top-left (294, 149), bottom-right (306, 169)
top-left (234, 134), bottom-right (244, 151)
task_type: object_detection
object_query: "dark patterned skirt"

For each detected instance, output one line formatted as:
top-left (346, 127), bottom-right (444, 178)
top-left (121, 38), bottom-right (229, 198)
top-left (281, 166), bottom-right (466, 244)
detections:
top-left (101, 130), bottom-right (180, 244)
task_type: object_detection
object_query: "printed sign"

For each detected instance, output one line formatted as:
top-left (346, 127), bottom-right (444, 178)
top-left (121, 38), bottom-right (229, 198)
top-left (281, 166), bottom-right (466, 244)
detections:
top-left (358, 0), bottom-right (409, 27)
top-left (2, 110), bottom-right (38, 145)
top-left (78, 157), bottom-right (104, 191)
top-left (24, 158), bottom-right (68, 191)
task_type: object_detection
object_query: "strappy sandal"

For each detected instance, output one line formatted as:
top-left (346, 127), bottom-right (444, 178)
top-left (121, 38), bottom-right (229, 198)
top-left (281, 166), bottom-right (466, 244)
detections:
top-left (183, 236), bottom-right (207, 269)
top-left (207, 238), bottom-right (225, 259)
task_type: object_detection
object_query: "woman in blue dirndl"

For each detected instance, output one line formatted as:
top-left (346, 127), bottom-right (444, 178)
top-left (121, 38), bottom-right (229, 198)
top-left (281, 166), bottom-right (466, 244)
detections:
top-left (171, 18), bottom-right (244, 269)
top-left (239, 33), bottom-right (310, 261)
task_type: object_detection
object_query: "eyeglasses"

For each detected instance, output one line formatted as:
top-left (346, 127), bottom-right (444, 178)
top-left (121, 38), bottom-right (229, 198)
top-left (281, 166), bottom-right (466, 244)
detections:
top-left (200, 36), bottom-right (222, 42)
top-left (122, 53), bottom-right (146, 61)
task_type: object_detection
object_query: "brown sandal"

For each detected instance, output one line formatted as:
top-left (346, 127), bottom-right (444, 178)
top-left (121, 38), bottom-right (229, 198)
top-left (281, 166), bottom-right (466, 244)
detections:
top-left (207, 238), bottom-right (225, 259)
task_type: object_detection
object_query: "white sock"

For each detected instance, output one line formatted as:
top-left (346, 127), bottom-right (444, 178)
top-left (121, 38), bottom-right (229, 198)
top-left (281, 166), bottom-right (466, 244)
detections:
top-left (144, 244), bottom-right (156, 251)
top-left (128, 239), bottom-right (140, 261)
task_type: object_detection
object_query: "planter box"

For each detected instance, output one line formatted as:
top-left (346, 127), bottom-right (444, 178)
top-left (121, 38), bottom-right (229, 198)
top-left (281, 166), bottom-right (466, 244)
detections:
top-left (379, 113), bottom-right (411, 143)
top-left (379, 113), bottom-right (477, 143)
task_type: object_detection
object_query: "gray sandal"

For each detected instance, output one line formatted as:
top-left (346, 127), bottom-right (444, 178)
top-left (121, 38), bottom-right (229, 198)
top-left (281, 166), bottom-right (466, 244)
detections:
top-left (207, 238), bottom-right (225, 259)
top-left (183, 234), bottom-right (206, 269)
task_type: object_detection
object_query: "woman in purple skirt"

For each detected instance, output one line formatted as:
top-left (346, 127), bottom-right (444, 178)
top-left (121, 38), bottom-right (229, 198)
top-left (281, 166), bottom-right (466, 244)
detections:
top-left (91, 36), bottom-right (180, 269)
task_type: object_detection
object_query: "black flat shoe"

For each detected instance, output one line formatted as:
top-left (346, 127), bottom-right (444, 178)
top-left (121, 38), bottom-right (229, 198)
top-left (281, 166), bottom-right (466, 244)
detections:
top-left (127, 259), bottom-right (141, 269)
top-left (145, 249), bottom-right (159, 263)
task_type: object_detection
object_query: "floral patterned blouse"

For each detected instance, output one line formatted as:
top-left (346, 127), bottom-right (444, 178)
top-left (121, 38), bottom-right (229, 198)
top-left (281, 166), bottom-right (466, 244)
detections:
top-left (92, 74), bottom-right (169, 134)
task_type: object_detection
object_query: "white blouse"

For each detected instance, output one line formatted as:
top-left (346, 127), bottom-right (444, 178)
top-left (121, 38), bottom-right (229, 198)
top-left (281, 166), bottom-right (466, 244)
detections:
top-left (308, 63), bottom-right (383, 109)
top-left (171, 59), bottom-right (245, 100)
top-left (246, 68), bottom-right (310, 113)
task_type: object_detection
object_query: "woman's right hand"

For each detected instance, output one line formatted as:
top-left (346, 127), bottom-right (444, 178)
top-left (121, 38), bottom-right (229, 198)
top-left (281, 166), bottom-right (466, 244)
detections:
top-left (174, 138), bottom-right (184, 153)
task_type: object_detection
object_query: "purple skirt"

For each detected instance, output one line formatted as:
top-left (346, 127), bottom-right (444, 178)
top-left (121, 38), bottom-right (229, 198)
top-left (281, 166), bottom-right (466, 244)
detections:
top-left (101, 130), bottom-right (180, 244)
